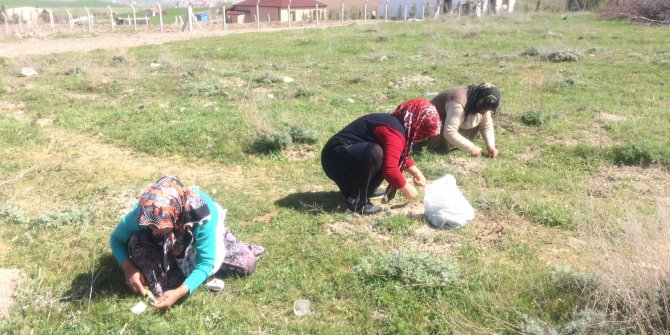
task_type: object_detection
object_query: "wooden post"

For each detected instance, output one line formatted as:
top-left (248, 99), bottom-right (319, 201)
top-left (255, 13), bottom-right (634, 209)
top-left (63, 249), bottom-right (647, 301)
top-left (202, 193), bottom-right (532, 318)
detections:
top-left (256, 0), bottom-right (260, 29)
top-left (2, 13), bottom-right (8, 36)
top-left (66, 9), bottom-right (73, 31)
top-left (84, 7), bottom-right (93, 33)
top-left (157, 3), bottom-right (163, 32)
top-left (365, 0), bottom-right (368, 21)
top-left (49, 10), bottom-right (55, 34)
top-left (316, 2), bottom-right (319, 26)
top-left (222, 4), bottom-right (227, 30)
top-left (288, 0), bottom-right (291, 27)
top-left (188, 5), bottom-right (193, 31)
top-left (107, 6), bottom-right (114, 32)
top-left (341, 0), bottom-right (344, 23)
top-left (385, 1), bottom-right (388, 21)
top-left (404, 3), bottom-right (408, 21)
top-left (130, 4), bottom-right (137, 31)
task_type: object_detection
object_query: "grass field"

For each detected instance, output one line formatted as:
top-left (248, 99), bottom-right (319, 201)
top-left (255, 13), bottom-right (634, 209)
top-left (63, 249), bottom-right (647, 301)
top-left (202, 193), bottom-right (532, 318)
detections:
top-left (1, 12), bottom-right (669, 334)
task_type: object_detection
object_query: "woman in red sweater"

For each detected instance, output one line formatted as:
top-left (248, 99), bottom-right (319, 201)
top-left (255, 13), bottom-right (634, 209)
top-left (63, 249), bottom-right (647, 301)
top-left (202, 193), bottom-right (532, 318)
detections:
top-left (321, 99), bottom-right (442, 215)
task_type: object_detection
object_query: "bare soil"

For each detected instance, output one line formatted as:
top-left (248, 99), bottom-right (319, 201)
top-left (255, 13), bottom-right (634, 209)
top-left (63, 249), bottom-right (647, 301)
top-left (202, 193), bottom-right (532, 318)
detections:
top-left (0, 268), bottom-right (23, 318)
top-left (0, 21), bottom-right (376, 59)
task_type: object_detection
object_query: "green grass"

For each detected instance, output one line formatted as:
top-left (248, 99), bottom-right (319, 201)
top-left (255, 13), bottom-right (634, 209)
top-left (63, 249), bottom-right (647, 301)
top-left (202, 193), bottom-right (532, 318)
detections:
top-left (1, 12), bottom-right (669, 334)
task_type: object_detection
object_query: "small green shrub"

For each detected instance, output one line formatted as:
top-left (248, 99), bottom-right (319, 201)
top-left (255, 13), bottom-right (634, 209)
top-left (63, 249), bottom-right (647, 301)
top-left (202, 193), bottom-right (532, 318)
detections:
top-left (254, 72), bottom-right (281, 85)
top-left (610, 142), bottom-right (665, 167)
top-left (251, 131), bottom-right (292, 153)
top-left (354, 252), bottom-right (460, 288)
top-left (549, 266), bottom-right (600, 294)
top-left (517, 309), bottom-right (610, 335)
top-left (0, 206), bottom-right (30, 226)
top-left (521, 110), bottom-right (554, 126)
top-left (294, 87), bottom-right (315, 98)
top-left (65, 67), bottom-right (85, 76)
top-left (0, 57), bottom-right (6, 68)
top-left (110, 56), bottom-right (126, 66)
top-left (374, 214), bottom-right (419, 234)
top-left (520, 47), bottom-right (540, 57)
top-left (586, 47), bottom-right (605, 54)
top-left (183, 80), bottom-right (228, 97)
top-left (376, 35), bottom-right (390, 42)
top-left (34, 208), bottom-right (89, 229)
top-left (546, 50), bottom-right (581, 62)
top-left (287, 125), bottom-right (319, 144)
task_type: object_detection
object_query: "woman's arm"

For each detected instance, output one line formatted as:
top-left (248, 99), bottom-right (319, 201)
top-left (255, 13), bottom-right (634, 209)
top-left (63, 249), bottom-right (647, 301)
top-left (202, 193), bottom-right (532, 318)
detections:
top-left (443, 101), bottom-right (481, 156)
top-left (478, 111), bottom-right (498, 158)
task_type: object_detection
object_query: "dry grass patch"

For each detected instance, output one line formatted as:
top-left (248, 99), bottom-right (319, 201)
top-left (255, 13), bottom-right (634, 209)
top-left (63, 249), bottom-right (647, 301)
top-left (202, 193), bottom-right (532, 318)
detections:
top-left (388, 75), bottom-right (435, 90)
top-left (588, 165), bottom-right (670, 198)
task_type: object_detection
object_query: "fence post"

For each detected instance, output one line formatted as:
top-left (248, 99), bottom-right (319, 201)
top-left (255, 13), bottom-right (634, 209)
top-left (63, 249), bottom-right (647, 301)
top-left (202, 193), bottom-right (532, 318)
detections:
top-left (157, 3), bottom-right (163, 32)
top-left (49, 10), bottom-right (55, 34)
top-left (288, 0), bottom-right (291, 27)
top-left (404, 3), bottom-right (408, 21)
top-left (188, 5), bottom-right (193, 31)
top-left (66, 9), bottom-right (73, 31)
top-left (130, 4), bottom-right (137, 31)
top-left (341, 0), bottom-right (344, 23)
top-left (107, 6), bottom-right (115, 32)
top-left (222, 4), bottom-right (227, 30)
top-left (364, 0), bottom-right (368, 21)
top-left (2, 13), bottom-right (8, 36)
top-left (316, 2), bottom-right (319, 26)
top-left (385, 1), bottom-right (388, 21)
top-left (256, 0), bottom-right (260, 29)
top-left (84, 7), bottom-right (93, 32)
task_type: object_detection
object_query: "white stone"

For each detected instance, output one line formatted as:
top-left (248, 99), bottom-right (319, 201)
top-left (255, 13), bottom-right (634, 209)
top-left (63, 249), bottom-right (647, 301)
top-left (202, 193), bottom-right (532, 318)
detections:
top-left (283, 76), bottom-right (295, 83)
top-left (149, 63), bottom-right (161, 69)
top-left (20, 67), bottom-right (37, 77)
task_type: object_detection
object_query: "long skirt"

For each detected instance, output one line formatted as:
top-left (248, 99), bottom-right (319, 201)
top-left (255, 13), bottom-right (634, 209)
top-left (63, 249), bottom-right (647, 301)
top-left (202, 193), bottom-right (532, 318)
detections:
top-left (128, 229), bottom-right (264, 297)
top-left (419, 127), bottom-right (480, 152)
top-left (321, 140), bottom-right (385, 210)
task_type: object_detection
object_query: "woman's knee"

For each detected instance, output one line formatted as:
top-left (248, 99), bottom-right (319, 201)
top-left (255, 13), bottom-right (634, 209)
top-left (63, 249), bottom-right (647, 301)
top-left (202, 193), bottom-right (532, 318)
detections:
top-left (366, 143), bottom-right (383, 168)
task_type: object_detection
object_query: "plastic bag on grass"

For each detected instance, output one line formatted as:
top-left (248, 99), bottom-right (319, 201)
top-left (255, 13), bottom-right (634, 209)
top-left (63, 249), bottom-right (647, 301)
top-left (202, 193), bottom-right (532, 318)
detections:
top-left (423, 174), bottom-right (474, 229)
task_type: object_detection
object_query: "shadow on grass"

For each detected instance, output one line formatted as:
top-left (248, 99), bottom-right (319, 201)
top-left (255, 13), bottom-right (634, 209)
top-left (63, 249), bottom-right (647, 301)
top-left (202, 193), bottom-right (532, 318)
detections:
top-left (62, 254), bottom-right (130, 302)
top-left (274, 191), bottom-right (346, 215)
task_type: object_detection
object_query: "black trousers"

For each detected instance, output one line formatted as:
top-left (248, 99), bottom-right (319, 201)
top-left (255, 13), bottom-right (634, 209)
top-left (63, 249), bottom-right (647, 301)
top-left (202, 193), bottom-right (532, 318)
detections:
top-left (321, 140), bottom-right (384, 207)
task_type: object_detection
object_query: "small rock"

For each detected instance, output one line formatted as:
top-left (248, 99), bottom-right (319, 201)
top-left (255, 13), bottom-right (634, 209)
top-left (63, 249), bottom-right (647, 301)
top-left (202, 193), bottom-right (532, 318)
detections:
top-left (149, 62), bottom-right (161, 69)
top-left (347, 98), bottom-right (355, 103)
top-left (20, 67), bottom-right (37, 77)
top-left (267, 93), bottom-right (274, 99)
top-left (283, 76), bottom-right (295, 83)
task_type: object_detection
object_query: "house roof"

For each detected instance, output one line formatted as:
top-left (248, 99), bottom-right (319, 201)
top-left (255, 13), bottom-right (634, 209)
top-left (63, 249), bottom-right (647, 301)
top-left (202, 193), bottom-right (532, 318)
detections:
top-left (234, 0), bottom-right (328, 8)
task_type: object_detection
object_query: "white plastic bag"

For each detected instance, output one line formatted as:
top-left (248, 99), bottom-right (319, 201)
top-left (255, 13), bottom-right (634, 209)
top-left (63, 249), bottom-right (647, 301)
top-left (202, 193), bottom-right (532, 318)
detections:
top-left (423, 174), bottom-right (475, 229)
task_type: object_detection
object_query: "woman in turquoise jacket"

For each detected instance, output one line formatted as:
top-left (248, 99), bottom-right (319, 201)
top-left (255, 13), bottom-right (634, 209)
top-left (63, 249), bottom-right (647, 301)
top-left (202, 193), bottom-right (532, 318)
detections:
top-left (110, 176), bottom-right (264, 309)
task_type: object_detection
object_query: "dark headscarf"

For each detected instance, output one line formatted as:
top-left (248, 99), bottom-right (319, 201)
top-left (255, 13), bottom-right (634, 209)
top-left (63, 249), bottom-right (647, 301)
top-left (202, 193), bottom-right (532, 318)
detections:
top-left (463, 83), bottom-right (501, 115)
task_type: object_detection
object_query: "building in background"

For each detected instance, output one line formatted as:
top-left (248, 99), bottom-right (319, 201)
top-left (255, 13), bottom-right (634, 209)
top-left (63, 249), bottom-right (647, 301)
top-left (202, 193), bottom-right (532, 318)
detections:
top-left (231, 0), bottom-right (328, 23)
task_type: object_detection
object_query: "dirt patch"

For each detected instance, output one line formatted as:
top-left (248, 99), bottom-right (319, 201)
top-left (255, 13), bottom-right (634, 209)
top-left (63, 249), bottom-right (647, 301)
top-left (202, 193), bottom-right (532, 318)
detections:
top-left (595, 112), bottom-right (627, 122)
top-left (389, 75), bottom-right (435, 90)
top-left (220, 77), bottom-right (247, 88)
top-left (0, 268), bottom-right (23, 318)
top-left (283, 144), bottom-right (318, 161)
top-left (444, 156), bottom-right (486, 176)
top-left (253, 210), bottom-right (279, 223)
top-left (519, 146), bottom-right (541, 161)
top-left (588, 165), bottom-right (670, 198)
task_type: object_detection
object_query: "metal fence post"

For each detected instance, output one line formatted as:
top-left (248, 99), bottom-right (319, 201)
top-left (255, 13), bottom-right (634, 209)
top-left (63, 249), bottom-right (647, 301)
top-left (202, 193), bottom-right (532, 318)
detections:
top-left (256, 0), bottom-right (260, 29)
top-left (222, 4), bottom-right (227, 30)
top-left (2, 13), bottom-right (8, 36)
top-left (341, 0), bottom-right (344, 24)
top-left (288, 0), bottom-right (291, 27)
top-left (130, 4), bottom-right (137, 31)
top-left (365, 0), bottom-right (368, 21)
top-left (316, 2), bottom-right (319, 26)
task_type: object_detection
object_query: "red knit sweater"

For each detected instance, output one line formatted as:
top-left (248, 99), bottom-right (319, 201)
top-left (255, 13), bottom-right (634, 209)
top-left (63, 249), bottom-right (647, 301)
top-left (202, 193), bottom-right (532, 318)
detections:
top-left (372, 125), bottom-right (414, 189)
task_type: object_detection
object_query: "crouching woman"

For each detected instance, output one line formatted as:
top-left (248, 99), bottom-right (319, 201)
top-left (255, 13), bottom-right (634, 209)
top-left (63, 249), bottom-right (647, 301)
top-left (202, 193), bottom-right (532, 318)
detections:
top-left (321, 99), bottom-right (442, 215)
top-left (110, 176), bottom-right (264, 309)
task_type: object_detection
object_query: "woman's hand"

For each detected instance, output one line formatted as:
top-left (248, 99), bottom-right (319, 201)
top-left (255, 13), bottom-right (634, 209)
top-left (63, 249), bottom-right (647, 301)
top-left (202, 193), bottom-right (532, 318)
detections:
top-left (400, 183), bottom-right (418, 200)
top-left (151, 285), bottom-right (189, 310)
top-left (406, 166), bottom-right (426, 186)
top-left (469, 146), bottom-right (483, 157)
top-left (487, 147), bottom-right (499, 158)
top-left (121, 260), bottom-right (146, 296)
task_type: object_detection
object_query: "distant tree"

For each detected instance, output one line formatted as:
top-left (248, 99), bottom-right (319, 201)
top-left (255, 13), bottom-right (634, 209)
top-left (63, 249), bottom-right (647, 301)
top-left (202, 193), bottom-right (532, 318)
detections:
top-left (397, 4), bottom-right (403, 18)
top-left (409, 3), bottom-right (417, 17)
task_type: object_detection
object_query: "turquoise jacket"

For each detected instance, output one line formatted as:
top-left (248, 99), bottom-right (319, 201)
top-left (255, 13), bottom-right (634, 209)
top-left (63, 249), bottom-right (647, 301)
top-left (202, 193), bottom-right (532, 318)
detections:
top-left (110, 189), bottom-right (220, 295)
